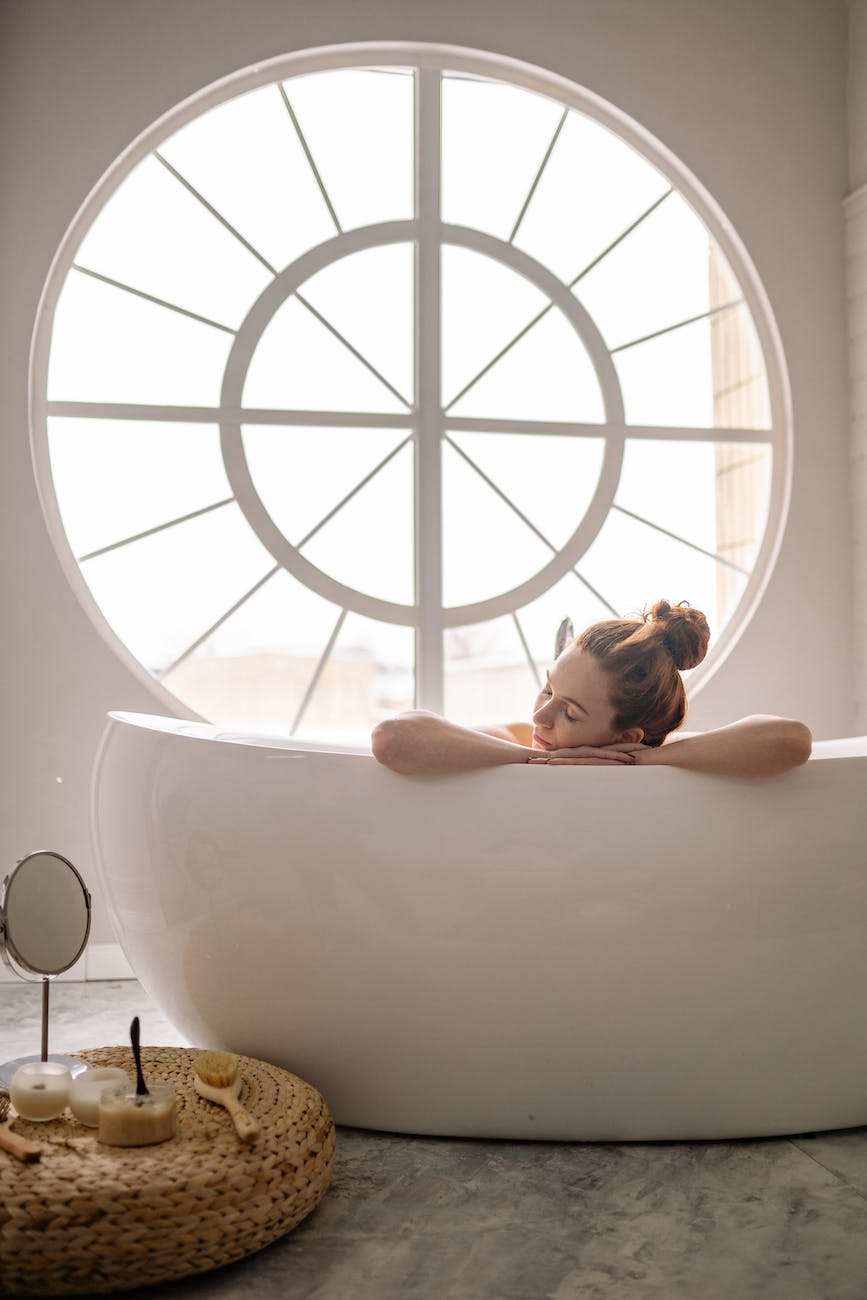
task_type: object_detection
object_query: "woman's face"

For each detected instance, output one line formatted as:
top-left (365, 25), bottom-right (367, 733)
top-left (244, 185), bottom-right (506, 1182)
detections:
top-left (531, 646), bottom-right (623, 751)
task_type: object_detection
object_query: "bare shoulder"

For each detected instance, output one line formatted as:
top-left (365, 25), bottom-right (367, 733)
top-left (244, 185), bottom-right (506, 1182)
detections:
top-left (478, 721), bottom-right (534, 745)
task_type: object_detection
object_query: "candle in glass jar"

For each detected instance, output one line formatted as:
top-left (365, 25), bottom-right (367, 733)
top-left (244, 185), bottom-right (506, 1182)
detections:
top-left (98, 1082), bottom-right (176, 1146)
top-left (10, 1062), bottom-right (72, 1121)
top-left (68, 1067), bottom-right (131, 1127)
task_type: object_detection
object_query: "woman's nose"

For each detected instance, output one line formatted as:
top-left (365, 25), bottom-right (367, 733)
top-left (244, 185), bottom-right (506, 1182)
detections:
top-left (534, 699), bottom-right (554, 725)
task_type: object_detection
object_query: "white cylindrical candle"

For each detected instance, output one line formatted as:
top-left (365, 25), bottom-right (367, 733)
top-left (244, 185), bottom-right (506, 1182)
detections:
top-left (10, 1062), bottom-right (72, 1121)
top-left (68, 1067), bottom-right (131, 1127)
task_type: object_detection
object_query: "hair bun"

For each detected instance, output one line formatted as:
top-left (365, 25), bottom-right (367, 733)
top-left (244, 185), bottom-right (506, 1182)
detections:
top-left (647, 599), bottom-right (710, 671)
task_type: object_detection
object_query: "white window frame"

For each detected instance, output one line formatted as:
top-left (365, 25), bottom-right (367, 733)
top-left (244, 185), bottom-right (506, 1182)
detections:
top-left (28, 42), bottom-right (792, 720)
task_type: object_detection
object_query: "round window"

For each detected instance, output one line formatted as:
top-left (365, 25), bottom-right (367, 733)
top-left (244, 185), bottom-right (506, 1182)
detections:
top-left (30, 45), bottom-right (790, 742)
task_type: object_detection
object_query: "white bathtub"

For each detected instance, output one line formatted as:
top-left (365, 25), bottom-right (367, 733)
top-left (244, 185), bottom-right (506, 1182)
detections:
top-left (91, 711), bottom-right (867, 1141)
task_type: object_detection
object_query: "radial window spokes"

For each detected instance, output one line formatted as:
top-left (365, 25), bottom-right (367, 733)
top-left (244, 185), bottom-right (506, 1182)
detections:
top-left (160, 564), bottom-right (282, 678)
top-left (155, 152), bottom-right (278, 276)
top-left (241, 425), bottom-right (413, 581)
top-left (71, 265), bottom-right (238, 335)
top-left (72, 154), bottom-right (273, 329)
top-left (48, 273), bottom-right (234, 406)
top-left (78, 497), bottom-right (236, 562)
top-left (35, 50), bottom-right (785, 738)
top-left (508, 110), bottom-right (568, 244)
top-left (286, 69), bottom-right (414, 231)
top-left (47, 417), bottom-right (234, 560)
top-left (444, 188), bottom-right (675, 416)
top-left (443, 434), bottom-right (618, 616)
top-left (290, 607), bottom-right (349, 734)
top-left (441, 74), bottom-right (565, 242)
top-left (511, 611), bottom-right (543, 689)
top-left (243, 273), bottom-right (411, 415)
top-left (610, 504), bottom-right (748, 574)
top-left (447, 430), bottom-right (605, 550)
top-left (278, 83), bottom-right (342, 235)
top-left (610, 299), bottom-right (743, 356)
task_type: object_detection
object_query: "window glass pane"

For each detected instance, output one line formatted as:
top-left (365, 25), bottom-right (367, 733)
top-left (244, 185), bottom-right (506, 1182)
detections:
top-left (162, 569), bottom-right (338, 726)
top-left (579, 504), bottom-right (721, 634)
top-left (242, 293), bottom-right (408, 412)
top-left (285, 69), bottom-right (414, 230)
top-left (575, 193), bottom-right (711, 352)
top-left (447, 431), bottom-right (605, 550)
top-left (80, 503), bottom-right (275, 672)
top-left (441, 244), bottom-right (548, 407)
top-left (47, 418), bottom-right (231, 558)
top-left (514, 110), bottom-right (670, 284)
top-left (614, 439), bottom-right (718, 553)
top-left (159, 83), bottom-right (336, 270)
top-left (444, 615), bottom-right (538, 724)
top-left (447, 302), bottom-right (605, 424)
top-left (301, 244), bottom-right (414, 405)
top-left (514, 572), bottom-right (618, 664)
top-left (161, 573), bottom-right (413, 743)
top-left (441, 74), bottom-right (564, 240)
top-left (298, 613), bottom-right (415, 743)
top-left (74, 155), bottom-right (271, 328)
top-left (300, 440), bottom-right (415, 605)
top-left (442, 439), bottom-right (552, 607)
top-left (709, 265), bottom-right (772, 430)
top-left (48, 271), bottom-right (232, 405)
top-left (713, 442), bottom-right (772, 624)
top-left (613, 317), bottom-right (713, 427)
top-left (243, 425), bottom-right (409, 547)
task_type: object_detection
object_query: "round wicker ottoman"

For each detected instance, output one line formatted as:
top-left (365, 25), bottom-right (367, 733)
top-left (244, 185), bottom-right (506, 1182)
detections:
top-left (0, 1046), bottom-right (335, 1296)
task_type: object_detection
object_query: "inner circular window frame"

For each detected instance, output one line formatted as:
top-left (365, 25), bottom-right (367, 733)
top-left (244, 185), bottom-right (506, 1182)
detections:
top-left (29, 40), bottom-right (793, 717)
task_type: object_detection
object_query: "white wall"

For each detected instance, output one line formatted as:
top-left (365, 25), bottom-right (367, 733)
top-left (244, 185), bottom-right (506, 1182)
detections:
top-left (0, 0), bottom-right (853, 947)
top-left (847, 0), bottom-right (867, 728)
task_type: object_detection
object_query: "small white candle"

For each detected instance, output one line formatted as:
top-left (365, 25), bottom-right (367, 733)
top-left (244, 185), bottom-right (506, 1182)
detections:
top-left (68, 1067), bottom-right (131, 1127)
top-left (10, 1062), bottom-right (72, 1121)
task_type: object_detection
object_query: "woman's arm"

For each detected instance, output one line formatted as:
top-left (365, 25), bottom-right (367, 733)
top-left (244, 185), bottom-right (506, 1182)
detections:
top-left (373, 714), bottom-right (638, 774)
top-left (371, 711), bottom-right (535, 774)
top-left (634, 715), bottom-right (812, 777)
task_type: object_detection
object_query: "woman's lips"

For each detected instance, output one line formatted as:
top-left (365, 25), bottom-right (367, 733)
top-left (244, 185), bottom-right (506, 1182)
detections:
top-left (532, 732), bottom-right (552, 750)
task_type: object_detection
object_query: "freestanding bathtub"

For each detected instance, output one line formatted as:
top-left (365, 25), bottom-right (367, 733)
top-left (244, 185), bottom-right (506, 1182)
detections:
top-left (91, 711), bottom-right (867, 1141)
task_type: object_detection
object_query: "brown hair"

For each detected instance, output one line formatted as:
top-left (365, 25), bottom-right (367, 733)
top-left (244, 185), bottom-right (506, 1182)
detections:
top-left (575, 600), bottom-right (710, 746)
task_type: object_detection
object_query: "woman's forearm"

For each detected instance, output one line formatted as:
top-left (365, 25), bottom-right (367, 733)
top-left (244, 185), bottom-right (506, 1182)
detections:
top-left (635, 715), bottom-right (812, 777)
top-left (371, 711), bottom-right (533, 774)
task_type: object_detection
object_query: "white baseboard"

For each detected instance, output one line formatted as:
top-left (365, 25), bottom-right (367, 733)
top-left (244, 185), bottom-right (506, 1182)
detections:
top-left (0, 943), bottom-right (135, 983)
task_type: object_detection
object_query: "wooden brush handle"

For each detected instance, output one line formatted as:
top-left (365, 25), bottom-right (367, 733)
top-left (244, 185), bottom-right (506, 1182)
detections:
top-left (0, 1122), bottom-right (42, 1162)
top-left (223, 1093), bottom-right (260, 1143)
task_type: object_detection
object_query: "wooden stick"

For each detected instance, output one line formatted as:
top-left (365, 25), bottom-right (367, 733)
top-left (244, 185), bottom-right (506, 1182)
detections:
top-left (0, 1122), bottom-right (42, 1163)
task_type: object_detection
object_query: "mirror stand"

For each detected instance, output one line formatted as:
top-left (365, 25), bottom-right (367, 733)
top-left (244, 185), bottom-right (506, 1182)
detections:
top-left (0, 850), bottom-right (93, 1086)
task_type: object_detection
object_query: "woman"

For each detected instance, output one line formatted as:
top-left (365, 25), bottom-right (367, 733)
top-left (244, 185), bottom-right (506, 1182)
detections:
top-left (371, 600), bottom-right (812, 778)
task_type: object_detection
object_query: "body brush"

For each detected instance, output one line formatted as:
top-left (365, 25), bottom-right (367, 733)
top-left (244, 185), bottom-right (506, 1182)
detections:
top-left (193, 1051), bottom-right (260, 1143)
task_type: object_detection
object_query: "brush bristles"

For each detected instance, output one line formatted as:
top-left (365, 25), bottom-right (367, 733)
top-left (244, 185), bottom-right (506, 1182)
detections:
top-left (194, 1050), bottom-right (239, 1089)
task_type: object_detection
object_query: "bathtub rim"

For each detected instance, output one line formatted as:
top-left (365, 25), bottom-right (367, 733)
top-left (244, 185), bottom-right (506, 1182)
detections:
top-left (100, 709), bottom-right (860, 763)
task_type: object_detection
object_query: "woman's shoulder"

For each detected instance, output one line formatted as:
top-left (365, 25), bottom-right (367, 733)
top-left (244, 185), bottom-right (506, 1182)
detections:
top-left (478, 721), bottom-right (534, 745)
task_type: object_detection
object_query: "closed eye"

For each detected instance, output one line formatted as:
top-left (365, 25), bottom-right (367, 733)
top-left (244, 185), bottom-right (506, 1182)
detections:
top-left (542, 684), bottom-right (578, 723)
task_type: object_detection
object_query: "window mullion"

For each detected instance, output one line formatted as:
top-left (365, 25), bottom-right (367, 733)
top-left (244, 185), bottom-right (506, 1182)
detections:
top-left (414, 67), bottom-right (445, 713)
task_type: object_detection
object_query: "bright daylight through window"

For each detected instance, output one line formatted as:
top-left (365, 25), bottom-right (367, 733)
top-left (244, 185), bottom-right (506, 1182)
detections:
top-left (32, 47), bottom-right (788, 744)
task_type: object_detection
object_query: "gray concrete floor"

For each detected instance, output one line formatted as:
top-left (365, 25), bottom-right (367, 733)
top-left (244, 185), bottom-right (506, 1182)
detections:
top-left (2, 980), bottom-right (867, 1299)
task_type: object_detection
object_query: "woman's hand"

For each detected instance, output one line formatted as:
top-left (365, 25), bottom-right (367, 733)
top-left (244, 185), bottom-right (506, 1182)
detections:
top-left (527, 742), bottom-right (643, 766)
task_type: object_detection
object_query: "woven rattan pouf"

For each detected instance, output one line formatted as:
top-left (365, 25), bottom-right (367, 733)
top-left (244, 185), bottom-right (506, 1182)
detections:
top-left (0, 1046), bottom-right (335, 1296)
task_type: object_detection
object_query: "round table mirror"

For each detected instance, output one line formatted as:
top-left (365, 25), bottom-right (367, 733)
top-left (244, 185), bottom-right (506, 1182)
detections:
top-left (0, 851), bottom-right (92, 1083)
top-left (3, 850), bottom-right (91, 976)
